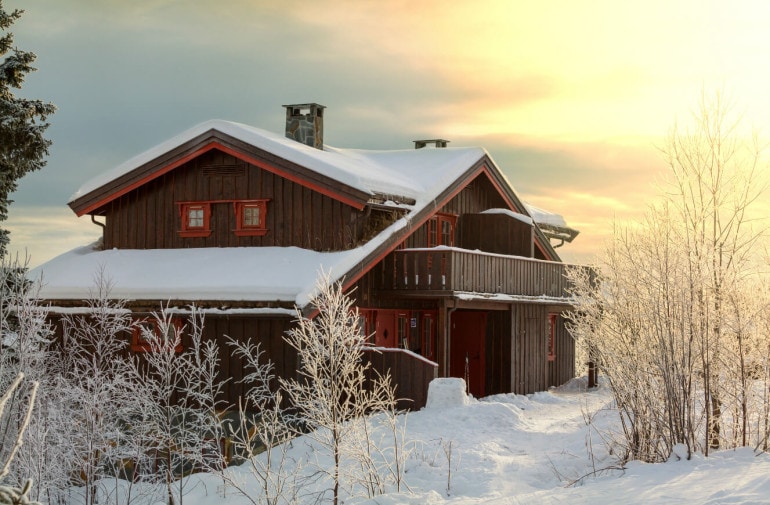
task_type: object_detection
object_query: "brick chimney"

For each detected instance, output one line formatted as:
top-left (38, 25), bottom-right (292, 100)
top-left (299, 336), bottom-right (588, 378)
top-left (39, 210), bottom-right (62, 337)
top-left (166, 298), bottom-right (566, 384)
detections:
top-left (283, 103), bottom-right (325, 150)
top-left (413, 139), bottom-right (450, 149)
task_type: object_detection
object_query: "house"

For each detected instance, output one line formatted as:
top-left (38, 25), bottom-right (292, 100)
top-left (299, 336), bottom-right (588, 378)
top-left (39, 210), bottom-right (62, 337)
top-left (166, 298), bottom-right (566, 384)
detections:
top-left (31, 103), bottom-right (582, 408)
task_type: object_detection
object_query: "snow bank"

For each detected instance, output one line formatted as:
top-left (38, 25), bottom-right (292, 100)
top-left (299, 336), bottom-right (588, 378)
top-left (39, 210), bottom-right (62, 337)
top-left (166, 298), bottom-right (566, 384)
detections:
top-left (425, 378), bottom-right (470, 408)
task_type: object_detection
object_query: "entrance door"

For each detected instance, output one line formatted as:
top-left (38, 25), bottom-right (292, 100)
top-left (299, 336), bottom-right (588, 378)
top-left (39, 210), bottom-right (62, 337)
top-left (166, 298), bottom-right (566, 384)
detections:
top-left (450, 311), bottom-right (487, 398)
top-left (375, 310), bottom-right (397, 348)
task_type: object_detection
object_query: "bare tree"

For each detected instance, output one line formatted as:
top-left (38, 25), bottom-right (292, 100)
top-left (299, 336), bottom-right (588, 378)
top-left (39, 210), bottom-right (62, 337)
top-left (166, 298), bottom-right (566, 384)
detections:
top-left (57, 272), bottom-right (135, 505)
top-left (222, 338), bottom-right (299, 505)
top-left (280, 273), bottom-right (399, 505)
top-left (128, 305), bottom-right (227, 505)
top-left (567, 92), bottom-right (769, 462)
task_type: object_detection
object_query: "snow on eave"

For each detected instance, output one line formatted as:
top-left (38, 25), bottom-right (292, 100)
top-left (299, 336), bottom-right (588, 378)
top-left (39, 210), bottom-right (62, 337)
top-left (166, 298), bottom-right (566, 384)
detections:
top-left (524, 203), bottom-right (568, 229)
top-left (404, 246), bottom-right (581, 267)
top-left (453, 291), bottom-right (576, 305)
top-left (481, 208), bottom-right (534, 225)
top-left (68, 120), bottom-right (486, 217)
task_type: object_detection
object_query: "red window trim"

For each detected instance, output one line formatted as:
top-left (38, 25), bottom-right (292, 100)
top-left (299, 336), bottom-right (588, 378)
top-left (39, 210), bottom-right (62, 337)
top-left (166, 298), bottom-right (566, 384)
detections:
top-left (547, 313), bottom-right (557, 361)
top-left (178, 202), bottom-right (212, 238)
top-left (427, 212), bottom-right (458, 247)
top-left (233, 199), bottom-right (270, 236)
top-left (131, 317), bottom-right (183, 353)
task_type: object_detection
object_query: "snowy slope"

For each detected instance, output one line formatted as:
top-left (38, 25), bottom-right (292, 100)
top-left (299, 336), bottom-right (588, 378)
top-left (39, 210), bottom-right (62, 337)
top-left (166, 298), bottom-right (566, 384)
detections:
top-left (79, 380), bottom-right (770, 505)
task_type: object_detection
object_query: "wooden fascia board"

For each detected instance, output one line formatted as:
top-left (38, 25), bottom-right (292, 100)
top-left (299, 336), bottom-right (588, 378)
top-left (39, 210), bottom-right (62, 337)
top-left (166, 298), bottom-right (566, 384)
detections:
top-left (69, 130), bottom-right (370, 216)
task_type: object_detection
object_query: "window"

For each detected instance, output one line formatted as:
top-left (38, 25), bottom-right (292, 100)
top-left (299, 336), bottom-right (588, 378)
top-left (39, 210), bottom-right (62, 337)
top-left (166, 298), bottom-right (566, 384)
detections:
top-left (427, 213), bottom-right (457, 247)
top-left (234, 200), bottom-right (269, 236)
top-left (132, 317), bottom-right (183, 353)
top-left (179, 202), bottom-right (211, 238)
top-left (547, 313), bottom-right (557, 361)
top-left (397, 314), bottom-right (409, 349)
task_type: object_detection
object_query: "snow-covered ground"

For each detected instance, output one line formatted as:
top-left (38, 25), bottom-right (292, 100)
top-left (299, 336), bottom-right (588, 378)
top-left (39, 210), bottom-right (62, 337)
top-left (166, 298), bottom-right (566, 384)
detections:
top-left (85, 378), bottom-right (770, 504)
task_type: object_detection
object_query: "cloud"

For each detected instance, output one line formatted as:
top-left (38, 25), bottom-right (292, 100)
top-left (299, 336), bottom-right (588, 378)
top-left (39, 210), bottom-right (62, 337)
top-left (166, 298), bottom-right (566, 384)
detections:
top-left (5, 206), bottom-right (100, 268)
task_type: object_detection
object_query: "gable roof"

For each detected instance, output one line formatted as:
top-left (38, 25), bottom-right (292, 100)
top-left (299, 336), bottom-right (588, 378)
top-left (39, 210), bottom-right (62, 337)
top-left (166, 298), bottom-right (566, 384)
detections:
top-left (33, 120), bottom-right (563, 308)
top-left (68, 120), bottom-right (485, 216)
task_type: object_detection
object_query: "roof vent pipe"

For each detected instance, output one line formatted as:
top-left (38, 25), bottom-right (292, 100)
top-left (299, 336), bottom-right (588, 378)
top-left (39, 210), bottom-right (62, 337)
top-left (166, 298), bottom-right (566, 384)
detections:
top-left (413, 139), bottom-right (450, 149)
top-left (283, 103), bottom-right (325, 150)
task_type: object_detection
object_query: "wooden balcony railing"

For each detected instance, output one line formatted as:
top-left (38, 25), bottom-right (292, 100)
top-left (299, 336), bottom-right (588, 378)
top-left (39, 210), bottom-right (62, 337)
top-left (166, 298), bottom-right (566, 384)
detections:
top-left (383, 247), bottom-right (574, 298)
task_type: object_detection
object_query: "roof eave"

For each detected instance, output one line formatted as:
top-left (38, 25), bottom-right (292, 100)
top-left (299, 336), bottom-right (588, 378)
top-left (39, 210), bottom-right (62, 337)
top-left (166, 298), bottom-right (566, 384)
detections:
top-left (69, 128), bottom-right (372, 217)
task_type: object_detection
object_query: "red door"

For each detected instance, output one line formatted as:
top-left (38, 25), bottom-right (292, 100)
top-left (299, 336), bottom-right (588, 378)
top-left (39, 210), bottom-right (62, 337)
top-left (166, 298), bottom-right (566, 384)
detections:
top-left (375, 310), bottom-right (397, 348)
top-left (450, 311), bottom-right (487, 398)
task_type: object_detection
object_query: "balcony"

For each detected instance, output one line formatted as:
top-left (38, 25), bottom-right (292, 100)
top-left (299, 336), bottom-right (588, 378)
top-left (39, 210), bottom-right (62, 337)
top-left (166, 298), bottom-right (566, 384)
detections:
top-left (380, 247), bottom-right (575, 299)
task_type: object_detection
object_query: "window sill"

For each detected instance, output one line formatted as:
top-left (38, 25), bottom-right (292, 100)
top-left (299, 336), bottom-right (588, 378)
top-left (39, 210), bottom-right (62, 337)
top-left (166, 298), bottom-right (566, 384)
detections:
top-left (233, 228), bottom-right (268, 237)
top-left (179, 230), bottom-right (212, 238)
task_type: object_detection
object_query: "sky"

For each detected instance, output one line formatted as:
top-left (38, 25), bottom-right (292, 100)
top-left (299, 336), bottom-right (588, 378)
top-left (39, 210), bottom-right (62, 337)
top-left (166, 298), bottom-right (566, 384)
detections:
top-left (5, 0), bottom-right (770, 267)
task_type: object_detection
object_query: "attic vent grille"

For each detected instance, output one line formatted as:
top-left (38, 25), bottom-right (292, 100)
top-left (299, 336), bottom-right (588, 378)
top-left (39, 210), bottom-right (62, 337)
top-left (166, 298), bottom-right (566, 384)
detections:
top-left (201, 164), bottom-right (246, 177)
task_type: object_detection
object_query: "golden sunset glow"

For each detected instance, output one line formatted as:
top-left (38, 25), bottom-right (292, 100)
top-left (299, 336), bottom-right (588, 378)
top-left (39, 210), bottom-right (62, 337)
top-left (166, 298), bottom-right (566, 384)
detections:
top-left (6, 0), bottom-right (770, 266)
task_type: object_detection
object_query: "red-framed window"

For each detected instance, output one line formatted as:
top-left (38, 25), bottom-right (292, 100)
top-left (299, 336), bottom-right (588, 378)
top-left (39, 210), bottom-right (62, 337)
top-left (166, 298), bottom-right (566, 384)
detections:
top-left (233, 199), bottom-right (269, 236)
top-left (397, 313), bottom-right (409, 349)
top-left (178, 202), bottom-right (212, 238)
top-left (427, 213), bottom-right (457, 247)
top-left (547, 313), bottom-right (557, 361)
top-left (357, 309), bottom-right (377, 343)
top-left (131, 317), bottom-right (183, 353)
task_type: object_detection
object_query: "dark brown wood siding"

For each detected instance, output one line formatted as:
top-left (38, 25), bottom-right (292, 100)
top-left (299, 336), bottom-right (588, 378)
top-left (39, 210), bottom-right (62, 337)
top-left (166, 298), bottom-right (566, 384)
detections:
top-left (48, 312), bottom-right (295, 409)
top-left (458, 213), bottom-right (534, 257)
top-left (485, 310), bottom-right (512, 396)
top-left (362, 349), bottom-right (437, 410)
top-left (547, 313), bottom-right (575, 388)
top-left (102, 149), bottom-right (369, 251)
top-left (201, 315), bottom-right (295, 406)
top-left (404, 174), bottom-right (511, 248)
top-left (510, 303), bottom-right (548, 395)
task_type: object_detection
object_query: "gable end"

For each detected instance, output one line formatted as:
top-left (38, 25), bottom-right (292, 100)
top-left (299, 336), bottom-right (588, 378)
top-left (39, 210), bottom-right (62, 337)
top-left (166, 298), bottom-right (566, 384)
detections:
top-left (69, 129), bottom-right (372, 217)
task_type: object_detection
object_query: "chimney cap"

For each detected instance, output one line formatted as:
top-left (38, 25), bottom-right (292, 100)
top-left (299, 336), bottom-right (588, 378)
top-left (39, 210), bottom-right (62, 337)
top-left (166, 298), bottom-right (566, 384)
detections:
top-left (414, 139), bottom-right (450, 149)
top-left (283, 103), bottom-right (326, 113)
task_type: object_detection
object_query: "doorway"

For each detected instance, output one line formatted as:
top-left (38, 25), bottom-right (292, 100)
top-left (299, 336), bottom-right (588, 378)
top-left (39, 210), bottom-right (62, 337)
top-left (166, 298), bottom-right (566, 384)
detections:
top-left (450, 311), bottom-right (487, 398)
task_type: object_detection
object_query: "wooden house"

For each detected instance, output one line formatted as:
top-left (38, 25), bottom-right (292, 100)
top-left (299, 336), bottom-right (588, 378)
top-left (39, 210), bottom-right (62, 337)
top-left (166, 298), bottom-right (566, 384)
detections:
top-left (31, 103), bottom-right (582, 408)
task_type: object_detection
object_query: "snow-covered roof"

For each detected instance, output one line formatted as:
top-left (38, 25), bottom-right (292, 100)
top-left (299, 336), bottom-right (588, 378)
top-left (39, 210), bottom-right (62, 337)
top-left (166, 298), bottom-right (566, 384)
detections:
top-left (34, 119), bottom-right (570, 305)
top-left (69, 120), bottom-right (486, 213)
top-left (31, 241), bottom-right (390, 307)
top-left (524, 204), bottom-right (567, 228)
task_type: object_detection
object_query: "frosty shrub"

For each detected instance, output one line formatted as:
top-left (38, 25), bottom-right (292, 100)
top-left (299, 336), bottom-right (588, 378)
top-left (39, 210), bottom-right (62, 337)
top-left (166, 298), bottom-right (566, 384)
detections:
top-left (0, 256), bottom-right (63, 505)
top-left (221, 339), bottom-right (299, 505)
top-left (280, 273), bottom-right (402, 505)
top-left (128, 305), bottom-right (227, 505)
top-left (567, 92), bottom-right (770, 462)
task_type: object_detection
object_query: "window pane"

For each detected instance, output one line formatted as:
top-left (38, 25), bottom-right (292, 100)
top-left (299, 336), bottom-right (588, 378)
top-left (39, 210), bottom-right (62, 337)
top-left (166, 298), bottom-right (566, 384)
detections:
top-left (188, 208), bottom-right (204, 228)
top-left (441, 219), bottom-right (452, 246)
top-left (243, 205), bottom-right (261, 227)
top-left (428, 218), bottom-right (437, 247)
